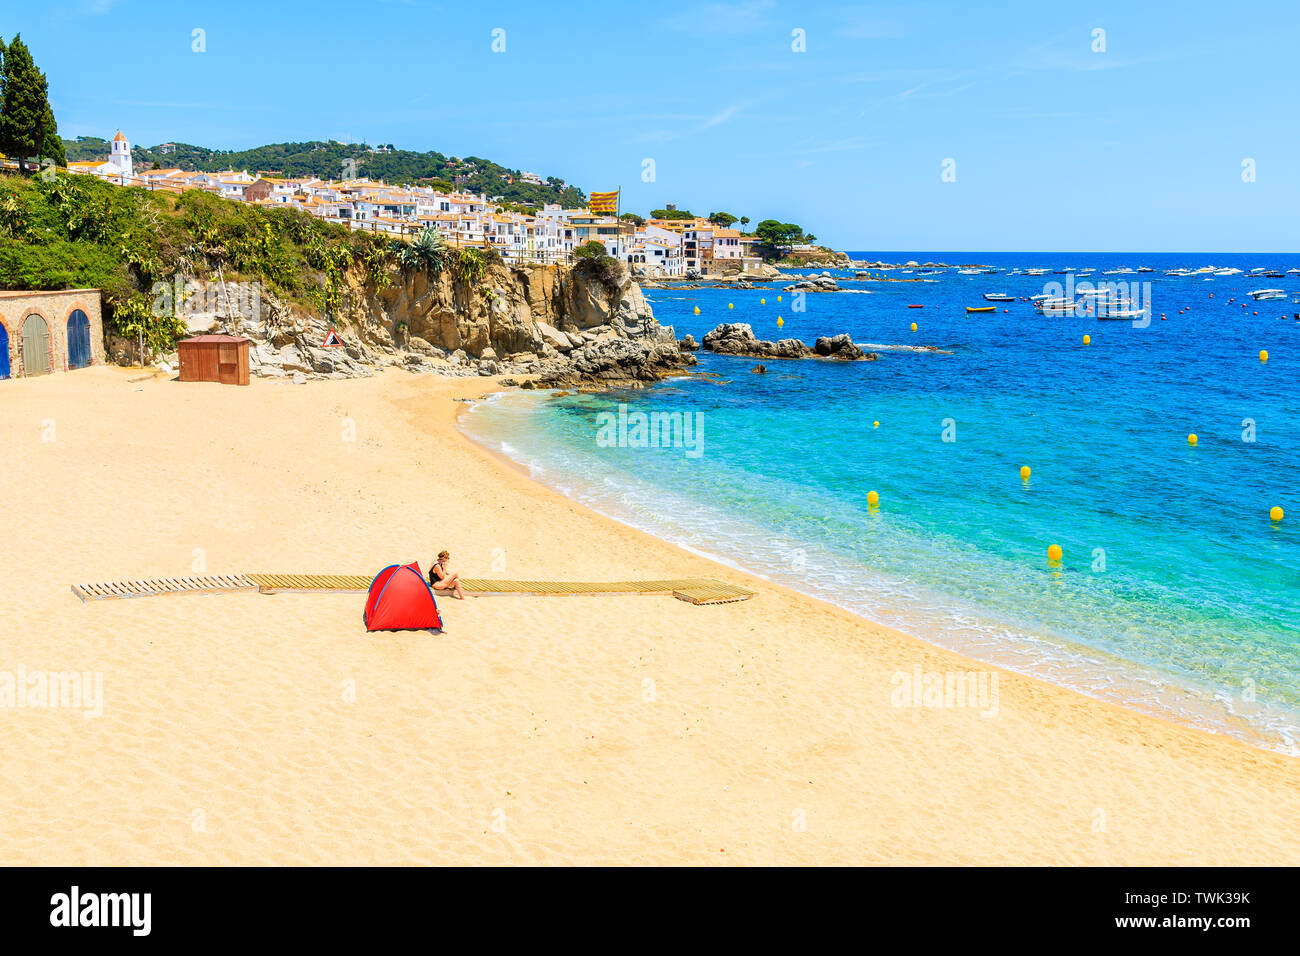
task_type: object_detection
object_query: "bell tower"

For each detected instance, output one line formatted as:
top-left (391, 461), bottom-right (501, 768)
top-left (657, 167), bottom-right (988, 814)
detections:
top-left (110, 130), bottom-right (133, 178)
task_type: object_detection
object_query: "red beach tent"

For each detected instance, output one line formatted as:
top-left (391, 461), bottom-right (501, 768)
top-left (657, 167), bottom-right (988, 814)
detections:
top-left (363, 562), bottom-right (443, 632)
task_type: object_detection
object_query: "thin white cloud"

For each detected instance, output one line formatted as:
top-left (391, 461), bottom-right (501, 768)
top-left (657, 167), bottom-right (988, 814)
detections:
top-left (636, 104), bottom-right (744, 142)
top-left (665, 0), bottom-right (775, 34)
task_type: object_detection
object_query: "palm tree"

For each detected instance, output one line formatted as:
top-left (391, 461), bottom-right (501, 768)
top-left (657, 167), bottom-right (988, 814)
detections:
top-left (394, 226), bottom-right (447, 274)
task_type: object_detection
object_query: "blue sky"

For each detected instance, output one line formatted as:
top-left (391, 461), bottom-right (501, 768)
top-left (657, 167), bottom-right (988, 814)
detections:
top-left (15, 0), bottom-right (1300, 251)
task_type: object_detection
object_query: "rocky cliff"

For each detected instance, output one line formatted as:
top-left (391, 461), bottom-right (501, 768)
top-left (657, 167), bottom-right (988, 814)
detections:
top-left (159, 257), bottom-right (693, 388)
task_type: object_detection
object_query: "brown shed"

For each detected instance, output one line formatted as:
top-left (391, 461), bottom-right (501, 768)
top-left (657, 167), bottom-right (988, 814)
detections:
top-left (178, 335), bottom-right (251, 386)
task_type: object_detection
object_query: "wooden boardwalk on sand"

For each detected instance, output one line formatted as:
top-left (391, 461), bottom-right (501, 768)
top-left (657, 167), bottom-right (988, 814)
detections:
top-left (72, 574), bottom-right (753, 606)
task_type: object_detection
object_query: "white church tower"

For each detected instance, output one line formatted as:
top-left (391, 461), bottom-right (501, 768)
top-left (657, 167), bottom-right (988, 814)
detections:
top-left (109, 130), bottom-right (133, 178)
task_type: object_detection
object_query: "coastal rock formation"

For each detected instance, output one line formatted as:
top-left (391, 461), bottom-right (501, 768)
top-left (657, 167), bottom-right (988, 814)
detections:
top-left (678, 334), bottom-right (700, 351)
top-left (814, 334), bottom-right (870, 360)
top-left (203, 258), bottom-right (691, 388)
top-left (784, 275), bottom-right (840, 292)
top-left (702, 323), bottom-right (814, 358)
top-left (700, 323), bottom-right (873, 361)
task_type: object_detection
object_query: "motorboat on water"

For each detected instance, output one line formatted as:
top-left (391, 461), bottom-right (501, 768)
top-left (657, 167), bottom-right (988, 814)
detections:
top-left (1249, 288), bottom-right (1286, 300)
top-left (957, 268), bottom-right (982, 275)
top-left (1103, 267), bottom-right (1136, 275)
top-left (1214, 268), bottom-right (1242, 276)
top-left (983, 292), bottom-right (1015, 302)
top-left (1035, 297), bottom-right (1078, 316)
top-left (1136, 267), bottom-right (1154, 273)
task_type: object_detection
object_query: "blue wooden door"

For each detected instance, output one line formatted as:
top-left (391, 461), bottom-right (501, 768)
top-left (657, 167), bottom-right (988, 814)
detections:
top-left (68, 309), bottom-right (91, 369)
top-left (0, 322), bottom-right (9, 380)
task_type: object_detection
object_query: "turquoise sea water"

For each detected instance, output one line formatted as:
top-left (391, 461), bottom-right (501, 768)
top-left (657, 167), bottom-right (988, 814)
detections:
top-left (462, 253), bottom-right (1300, 752)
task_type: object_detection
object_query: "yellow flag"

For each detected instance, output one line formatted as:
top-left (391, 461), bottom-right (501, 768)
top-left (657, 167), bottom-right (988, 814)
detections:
top-left (589, 190), bottom-right (619, 214)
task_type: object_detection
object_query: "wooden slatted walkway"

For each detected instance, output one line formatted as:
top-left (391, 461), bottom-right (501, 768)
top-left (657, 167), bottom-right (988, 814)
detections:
top-left (73, 573), bottom-right (753, 606)
top-left (71, 574), bottom-right (257, 602)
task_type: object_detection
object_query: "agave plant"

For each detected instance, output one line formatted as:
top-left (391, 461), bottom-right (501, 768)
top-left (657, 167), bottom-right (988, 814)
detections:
top-left (393, 226), bottom-right (448, 274)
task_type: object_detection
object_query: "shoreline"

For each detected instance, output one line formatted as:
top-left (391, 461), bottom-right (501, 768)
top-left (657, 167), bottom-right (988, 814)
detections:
top-left (5, 366), bottom-right (1300, 865)
top-left (454, 384), bottom-right (1298, 759)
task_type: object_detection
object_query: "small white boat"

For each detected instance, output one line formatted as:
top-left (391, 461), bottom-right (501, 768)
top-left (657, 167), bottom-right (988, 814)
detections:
top-left (1136, 267), bottom-right (1154, 273)
top-left (983, 292), bottom-right (1015, 302)
top-left (957, 268), bottom-right (982, 275)
top-left (1165, 268), bottom-right (1194, 277)
top-left (1249, 288), bottom-right (1286, 300)
top-left (1103, 267), bottom-right (1136, 275)
top-left (1287, 268), bottom-right (1300, 275)
top-left (1096, 308), bottom-right (1149, 321)
top-left (1024, 268), bottom-right (1049, 276)
top-left (1035, 297), bottom-right (1078, 316)
top-left (1214, 268), bottom-right (1242, 276)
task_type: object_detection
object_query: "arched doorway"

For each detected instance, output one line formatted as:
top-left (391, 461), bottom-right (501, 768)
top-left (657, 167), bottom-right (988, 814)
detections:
top-left (0, 322), bottom-right (9, 379)
top-left (67, 309), bottom-right (91, 369)
top-left (22, 314), bottom-right (50, 376)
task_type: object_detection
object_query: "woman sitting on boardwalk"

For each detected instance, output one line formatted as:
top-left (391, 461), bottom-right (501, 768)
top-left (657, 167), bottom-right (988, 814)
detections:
top-left (429, 550), bottom-right (465, 599)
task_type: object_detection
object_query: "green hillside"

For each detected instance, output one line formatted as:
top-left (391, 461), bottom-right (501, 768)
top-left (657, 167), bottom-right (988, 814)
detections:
top-left (63, 137), bottom-right (588, 208)
top-left (0, 168), bottom-right (497, 353)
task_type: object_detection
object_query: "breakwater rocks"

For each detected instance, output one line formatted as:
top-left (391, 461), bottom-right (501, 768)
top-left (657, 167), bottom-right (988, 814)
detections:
top-left (698, 323), bottom-right (876, 361)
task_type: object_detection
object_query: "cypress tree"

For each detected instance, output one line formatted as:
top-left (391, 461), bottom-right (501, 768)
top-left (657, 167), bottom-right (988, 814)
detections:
top-left (0, 35), bottom-right (63, 170)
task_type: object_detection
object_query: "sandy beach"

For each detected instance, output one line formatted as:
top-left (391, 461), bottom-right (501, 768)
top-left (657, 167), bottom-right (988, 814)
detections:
top-left (3, 365), bottom-right (1299, 866)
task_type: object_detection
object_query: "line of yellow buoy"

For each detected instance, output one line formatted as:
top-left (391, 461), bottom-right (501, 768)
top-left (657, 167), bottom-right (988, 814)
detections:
top-left (691, 296), bottom-right (1286, 540)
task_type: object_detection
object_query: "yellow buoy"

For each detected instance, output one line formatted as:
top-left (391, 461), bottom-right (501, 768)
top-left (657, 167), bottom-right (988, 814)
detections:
top-left (867, 490), bottom-right (879, 506)
top-left (910, 322), bottom-right (917, 332)
top-left (777, 295), bottom-right (782, 302)
top-left (1188, 433), bottom-right (1198, 446)
top-left (1082, 334), bottom-right (1091, 345)
top-left (777, 316), bottom-right (784, 327)
top-left (760, 298), bottom-right (766, 305)
top-left (1047, 544), bottom-right (1063, 562)
top-left (1271, 506), bottom-right (1284, 522)
top-left (1260, 349), bottom-right (1269, 362)
top-left (728, 302), bottom-right (734, 310)
top-left (693, 306), bottom-right (700, 315)
top-left (1020, 465), bottom-right (1031, 480)
top-left (872, 421), bottom-right (880, 428)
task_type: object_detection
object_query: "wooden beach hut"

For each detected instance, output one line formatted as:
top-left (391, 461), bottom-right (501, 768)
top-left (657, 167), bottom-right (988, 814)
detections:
top-left (177, 335), bottom-right (250, 386)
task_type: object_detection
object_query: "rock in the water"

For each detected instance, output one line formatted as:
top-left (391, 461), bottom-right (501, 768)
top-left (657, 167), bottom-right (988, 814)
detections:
top-left (701, 323), bottom-right (814, 359)
top-left (702, 323), bottom-right (869, 361)
top-left (814, 334), bottom-right (866, 360)
top-left (751, 364), bottom-right (767, 374)
top-left (678, 334), bottom-right (699, 351)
